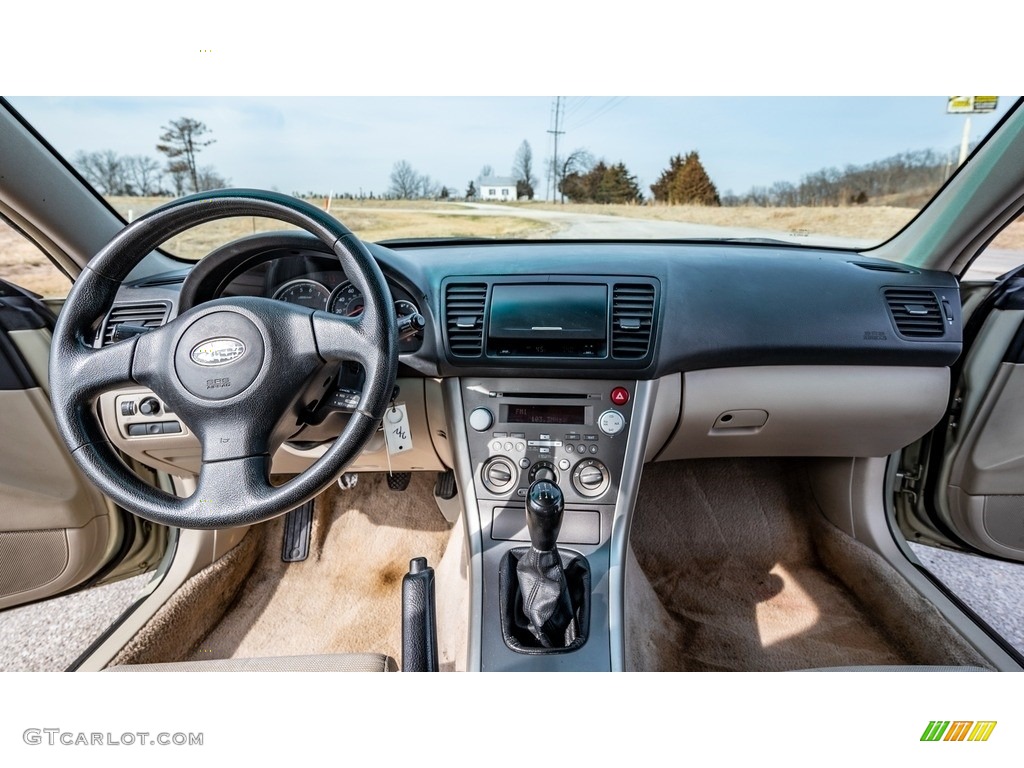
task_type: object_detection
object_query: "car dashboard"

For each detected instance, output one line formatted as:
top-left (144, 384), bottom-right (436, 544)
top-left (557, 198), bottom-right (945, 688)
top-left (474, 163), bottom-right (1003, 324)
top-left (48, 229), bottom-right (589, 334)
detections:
top-left (89, 231), bottom-right (966, 671)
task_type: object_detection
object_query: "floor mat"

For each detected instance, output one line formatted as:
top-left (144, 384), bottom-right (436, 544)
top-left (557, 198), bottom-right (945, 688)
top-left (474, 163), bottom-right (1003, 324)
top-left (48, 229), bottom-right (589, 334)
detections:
top-left (628, 459), bottom-right (911, 671)
top-left (191, 473), bottom-right (452, 667)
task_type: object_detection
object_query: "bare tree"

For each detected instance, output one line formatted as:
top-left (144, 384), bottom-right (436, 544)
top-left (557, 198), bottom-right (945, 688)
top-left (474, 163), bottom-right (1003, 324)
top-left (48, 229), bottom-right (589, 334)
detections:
top-left (417, 173), bottom-right (440, 199)
top-left (73, 150), bottom-right (129, 195)
top-left (156, 117), bottom-right (216, 194)
top-left (552, 148), bottom-right (593, 203)
top-left (389, 160), bottom-right (422, 199)
top-left (125, 155), bottom-right (164, 196)
top-left (167, 166), bottom-right (188, 197)
top-left (512, 140), bottom-right (536, 199)
top-left (196, 166), bottom-right (230, 192)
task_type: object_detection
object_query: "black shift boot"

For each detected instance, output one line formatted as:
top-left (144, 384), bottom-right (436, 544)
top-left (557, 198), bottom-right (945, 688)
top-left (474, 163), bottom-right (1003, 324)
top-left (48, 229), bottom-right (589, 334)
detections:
top-left (498, 479), bottom-right (590, 653)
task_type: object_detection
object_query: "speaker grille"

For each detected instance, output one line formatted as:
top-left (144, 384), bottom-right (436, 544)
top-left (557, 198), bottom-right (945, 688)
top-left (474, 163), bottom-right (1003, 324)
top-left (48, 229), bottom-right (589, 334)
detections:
top-left (0, 529), bottom-right (69, 598)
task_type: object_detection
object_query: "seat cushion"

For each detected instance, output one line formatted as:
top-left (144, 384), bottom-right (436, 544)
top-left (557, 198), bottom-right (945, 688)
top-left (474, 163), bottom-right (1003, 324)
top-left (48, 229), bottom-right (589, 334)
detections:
top-left (104, 653), bottom-right (399, 672)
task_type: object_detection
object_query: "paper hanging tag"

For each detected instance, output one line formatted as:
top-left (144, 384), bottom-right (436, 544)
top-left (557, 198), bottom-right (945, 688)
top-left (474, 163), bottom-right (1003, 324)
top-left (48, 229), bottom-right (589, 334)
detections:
top-left (384, 404), bottom-right (413, 454)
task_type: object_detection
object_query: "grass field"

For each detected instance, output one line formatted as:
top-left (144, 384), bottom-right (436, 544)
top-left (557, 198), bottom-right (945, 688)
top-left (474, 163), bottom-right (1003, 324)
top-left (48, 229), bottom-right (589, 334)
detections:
top-left (4, 196), bottom-right (1024, 297)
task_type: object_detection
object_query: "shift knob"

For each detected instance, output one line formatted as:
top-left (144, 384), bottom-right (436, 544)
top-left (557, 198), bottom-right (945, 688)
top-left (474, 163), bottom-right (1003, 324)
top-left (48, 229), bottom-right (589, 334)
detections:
top-left (526, 479), bottom-right (564, 551)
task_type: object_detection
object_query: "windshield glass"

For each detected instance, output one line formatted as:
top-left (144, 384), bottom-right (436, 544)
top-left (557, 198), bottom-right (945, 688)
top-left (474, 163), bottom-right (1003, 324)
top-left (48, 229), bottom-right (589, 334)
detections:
top-left (8, 96), bottom-right (1018, 260)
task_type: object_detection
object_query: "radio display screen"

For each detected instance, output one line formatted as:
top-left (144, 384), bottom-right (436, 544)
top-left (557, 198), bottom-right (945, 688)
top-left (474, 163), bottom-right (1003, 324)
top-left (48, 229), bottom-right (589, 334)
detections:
top-left (506, 404), bottom-right (585, 425)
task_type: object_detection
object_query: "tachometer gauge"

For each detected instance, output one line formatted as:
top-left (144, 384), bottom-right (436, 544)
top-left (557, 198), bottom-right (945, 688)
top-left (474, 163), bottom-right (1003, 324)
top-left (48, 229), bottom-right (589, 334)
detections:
top-left (272, 279), bottom-right (331, 310)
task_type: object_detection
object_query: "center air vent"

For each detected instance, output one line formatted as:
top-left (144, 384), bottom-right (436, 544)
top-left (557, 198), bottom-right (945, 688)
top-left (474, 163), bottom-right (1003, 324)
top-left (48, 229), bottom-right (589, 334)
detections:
top-left (611, 283), bottom-right (656, 358)
top-left (444, 283), bottom-right (488, 357)
top-left (884, 289), bottom-right (944, 338)
top-left (100, 301), bottom-right (171, 346)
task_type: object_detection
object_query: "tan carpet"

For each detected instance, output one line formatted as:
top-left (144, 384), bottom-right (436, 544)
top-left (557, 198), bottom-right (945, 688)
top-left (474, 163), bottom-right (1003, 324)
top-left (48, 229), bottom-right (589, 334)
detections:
top-left (111, 527), bottom-right (264, 668)
top-left (628, 459), bottom-right (914, 671)
top-left (190, 473), bottom-right (454, 668)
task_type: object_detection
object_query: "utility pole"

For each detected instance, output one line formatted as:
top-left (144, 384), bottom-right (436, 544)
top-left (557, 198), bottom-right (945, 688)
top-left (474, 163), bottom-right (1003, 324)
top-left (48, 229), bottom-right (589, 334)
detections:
top-left (547, 96), bottom-right (565, 203)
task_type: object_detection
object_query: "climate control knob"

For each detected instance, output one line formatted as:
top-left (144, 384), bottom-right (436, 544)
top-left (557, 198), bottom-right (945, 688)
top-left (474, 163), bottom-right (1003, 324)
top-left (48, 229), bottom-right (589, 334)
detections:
top-left (571, 458), bottom-right (610, 498)
top-left (481, 456), bottom-right (517, 494)
top-left (528, 460), bottom-right (558, 485)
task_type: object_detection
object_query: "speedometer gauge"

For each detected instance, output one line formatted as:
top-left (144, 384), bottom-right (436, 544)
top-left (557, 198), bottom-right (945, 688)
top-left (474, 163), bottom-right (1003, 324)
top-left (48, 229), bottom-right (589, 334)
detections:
top-left (329, 282), bottom-right (420, 319)
top-left (328, 282), bottom-right (365, 317)
top-left (272, 279), bottom-right (331, 310)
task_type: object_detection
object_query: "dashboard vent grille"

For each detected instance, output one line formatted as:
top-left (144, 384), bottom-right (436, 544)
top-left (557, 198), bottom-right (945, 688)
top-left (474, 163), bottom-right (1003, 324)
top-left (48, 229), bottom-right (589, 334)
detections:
top-left (100, 301), bottom-right (171, 346)
top-left (884, 289), bottom-right (944, 338)
top-left (445, 283), bottom-right (488, 357)
top-left (851, 261), bottom-right (914, 274)
top-left (611, 283), bottom-right (656, 358)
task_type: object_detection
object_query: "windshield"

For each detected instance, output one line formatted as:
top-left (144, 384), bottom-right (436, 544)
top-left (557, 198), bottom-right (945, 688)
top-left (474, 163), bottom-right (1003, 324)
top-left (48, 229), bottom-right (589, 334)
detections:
top-left (8, 96), bottom-right (1018, 260)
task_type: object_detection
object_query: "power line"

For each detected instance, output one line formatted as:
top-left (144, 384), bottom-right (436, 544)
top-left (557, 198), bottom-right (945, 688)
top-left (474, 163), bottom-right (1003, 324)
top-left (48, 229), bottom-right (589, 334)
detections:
top-left (565, 96), bottom-right (627, 132)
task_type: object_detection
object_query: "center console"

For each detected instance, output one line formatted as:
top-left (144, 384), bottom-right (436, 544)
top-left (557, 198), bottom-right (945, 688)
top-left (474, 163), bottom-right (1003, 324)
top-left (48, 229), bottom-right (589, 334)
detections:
top-left (454, 377), bottom-right (642, 671)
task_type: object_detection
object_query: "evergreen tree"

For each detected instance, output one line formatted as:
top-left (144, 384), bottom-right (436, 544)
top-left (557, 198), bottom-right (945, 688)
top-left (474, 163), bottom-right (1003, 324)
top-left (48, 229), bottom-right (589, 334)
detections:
top-left (560, 160), bottom-right (642, 204)
top-left (651, 152), bottom-right (720, 205)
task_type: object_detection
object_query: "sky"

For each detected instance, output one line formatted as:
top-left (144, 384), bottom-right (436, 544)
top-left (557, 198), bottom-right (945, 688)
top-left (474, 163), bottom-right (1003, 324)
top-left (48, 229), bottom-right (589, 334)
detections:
top-left (9, 96), bottom-right (1017, 201)
top-left (5, 2), bottom-right (1018, 202)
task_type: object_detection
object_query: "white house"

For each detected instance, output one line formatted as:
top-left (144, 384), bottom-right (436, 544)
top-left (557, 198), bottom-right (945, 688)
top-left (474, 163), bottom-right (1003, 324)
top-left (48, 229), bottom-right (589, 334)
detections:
top-left (477, 175), bottom-right (517, 201)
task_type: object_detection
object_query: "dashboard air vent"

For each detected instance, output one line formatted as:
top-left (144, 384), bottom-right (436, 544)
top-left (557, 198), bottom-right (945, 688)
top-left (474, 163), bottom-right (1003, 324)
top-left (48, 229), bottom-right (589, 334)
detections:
top-left (100, 301), bottom-right (171, 346)
top-left (445, 283), bottom-right (488, 357)
top-left (884, 289), bottom-right (944, 338)
top-left (851, 261), bottom-right (914, 274)
top-left (611, 283), bottom-right (655, 358)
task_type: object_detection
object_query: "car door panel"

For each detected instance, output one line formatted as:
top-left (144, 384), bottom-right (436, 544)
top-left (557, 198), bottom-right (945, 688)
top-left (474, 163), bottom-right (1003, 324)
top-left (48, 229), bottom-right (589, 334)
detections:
top-left (944, 310), bottom-right (1024, 558)
top-left (0, 282), bottom-right (122, 609)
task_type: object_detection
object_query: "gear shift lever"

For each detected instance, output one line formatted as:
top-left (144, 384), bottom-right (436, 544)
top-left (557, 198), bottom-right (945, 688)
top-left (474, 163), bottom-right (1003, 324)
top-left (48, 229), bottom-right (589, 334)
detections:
top-left (515, 479), bottom-right (577, 648)
top-left (526, 479), bottom-right (563, 551)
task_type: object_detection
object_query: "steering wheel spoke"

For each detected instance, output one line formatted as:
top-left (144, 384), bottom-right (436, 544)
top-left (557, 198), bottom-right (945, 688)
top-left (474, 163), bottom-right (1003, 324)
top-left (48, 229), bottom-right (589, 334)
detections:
top-left (65, 338), bottom-right (138, 398)
top-left (311, 311), bottom-right (374, 367)
top-left (189, 455), bottom-right (274, 528)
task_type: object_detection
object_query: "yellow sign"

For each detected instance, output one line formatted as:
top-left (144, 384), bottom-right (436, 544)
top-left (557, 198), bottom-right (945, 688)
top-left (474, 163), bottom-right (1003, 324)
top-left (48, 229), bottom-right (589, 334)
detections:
top-left (948, 96), bottom-right (999, 114)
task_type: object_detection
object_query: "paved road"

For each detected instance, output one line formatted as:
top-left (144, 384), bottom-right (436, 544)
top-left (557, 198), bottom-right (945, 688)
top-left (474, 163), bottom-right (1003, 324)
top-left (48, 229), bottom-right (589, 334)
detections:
top-left (0, 574), bottom-right (149, 671)
top-left (457, 203), bottom-right (873, 247)
top-left (909, 544), bottom-right (1024, 654)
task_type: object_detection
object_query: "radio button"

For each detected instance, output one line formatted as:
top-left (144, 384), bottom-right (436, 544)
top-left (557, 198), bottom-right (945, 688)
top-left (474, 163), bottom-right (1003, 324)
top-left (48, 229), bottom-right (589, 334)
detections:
top-left (598, 410), bottom-right (626, 436)
top-left (519, 458), bottom-right (531, 469)
top-left (589, 445), bottom-right (599, 454)
top-left (558, 459), bottom-right (570, 471)
top-left (491, 440), bottom-right (503, 452)
top-left (469, 408), bottom-right (494, 432)
top-left (515, 442), bottom-right (525, 452)
top-left (565, 444), bottom-right (574, 453)
top-left (504, 441), bottom-right (514, 452)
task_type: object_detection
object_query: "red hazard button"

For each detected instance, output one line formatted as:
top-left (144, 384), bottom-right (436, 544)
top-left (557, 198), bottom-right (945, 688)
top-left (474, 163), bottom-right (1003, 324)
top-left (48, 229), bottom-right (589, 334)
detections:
top-left (611, 387), bottom-right (629, 406)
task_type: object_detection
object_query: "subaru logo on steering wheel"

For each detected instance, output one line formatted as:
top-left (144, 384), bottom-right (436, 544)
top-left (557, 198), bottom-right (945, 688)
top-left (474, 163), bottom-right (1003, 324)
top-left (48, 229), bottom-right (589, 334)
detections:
top-left (190, 337), bottom-right (246, 367)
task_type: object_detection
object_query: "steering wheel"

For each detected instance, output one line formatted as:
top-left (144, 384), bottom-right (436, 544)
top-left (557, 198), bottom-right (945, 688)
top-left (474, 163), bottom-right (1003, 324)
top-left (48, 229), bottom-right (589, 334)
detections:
top-left (49, 189), bottom-right (398, 529)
